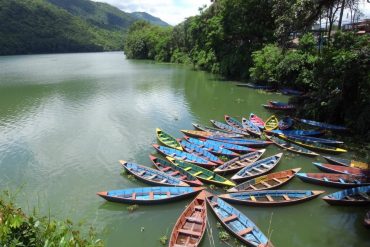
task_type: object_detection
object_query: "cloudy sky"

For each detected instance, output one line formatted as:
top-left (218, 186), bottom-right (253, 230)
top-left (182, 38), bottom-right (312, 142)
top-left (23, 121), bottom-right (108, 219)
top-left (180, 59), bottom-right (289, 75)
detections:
top-left (93, 0), bottom-right (370, 26)
top-left (92, 0), bottom-right (210, 25)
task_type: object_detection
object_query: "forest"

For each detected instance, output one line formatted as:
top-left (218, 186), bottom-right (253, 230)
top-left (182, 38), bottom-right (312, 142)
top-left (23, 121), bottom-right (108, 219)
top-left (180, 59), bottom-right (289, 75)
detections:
top-left (123, 0), bottom-right (370, 141)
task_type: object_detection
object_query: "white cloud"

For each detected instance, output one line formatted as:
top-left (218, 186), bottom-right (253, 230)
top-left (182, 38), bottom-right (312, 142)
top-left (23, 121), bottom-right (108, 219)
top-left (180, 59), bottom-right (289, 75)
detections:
top-left (92, 0), bottom-right (210, 25)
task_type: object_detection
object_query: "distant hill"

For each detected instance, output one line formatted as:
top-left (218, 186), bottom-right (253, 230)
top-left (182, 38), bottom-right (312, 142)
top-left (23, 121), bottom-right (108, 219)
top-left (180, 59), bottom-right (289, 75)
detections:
top-left (0, 0), bottom-right (169, 55)
top-left (131, 12), bottom-right (169, 27)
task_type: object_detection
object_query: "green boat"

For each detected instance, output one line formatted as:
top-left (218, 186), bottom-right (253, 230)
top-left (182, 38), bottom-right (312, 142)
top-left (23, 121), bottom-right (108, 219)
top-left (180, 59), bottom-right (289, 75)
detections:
top-left (167, 157), bottom-right (236, 187)
top-left (156, 128), bottom-right (183, 150)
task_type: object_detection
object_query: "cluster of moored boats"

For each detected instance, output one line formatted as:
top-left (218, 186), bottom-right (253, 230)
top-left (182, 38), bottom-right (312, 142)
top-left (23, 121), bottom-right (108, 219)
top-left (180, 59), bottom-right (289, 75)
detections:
top-left (97, 112), bottom-right (370, 246)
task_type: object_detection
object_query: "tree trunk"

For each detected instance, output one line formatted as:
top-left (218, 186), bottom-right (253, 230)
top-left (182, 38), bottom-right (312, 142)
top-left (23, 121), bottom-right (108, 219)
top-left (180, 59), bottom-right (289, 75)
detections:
top-left (338, 0), bottom-right (346, 30)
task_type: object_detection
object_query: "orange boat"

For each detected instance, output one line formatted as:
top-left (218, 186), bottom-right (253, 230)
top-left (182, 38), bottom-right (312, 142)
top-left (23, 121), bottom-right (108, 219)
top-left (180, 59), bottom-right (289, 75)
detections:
top-left (169, 191), bottom-right (207, 247)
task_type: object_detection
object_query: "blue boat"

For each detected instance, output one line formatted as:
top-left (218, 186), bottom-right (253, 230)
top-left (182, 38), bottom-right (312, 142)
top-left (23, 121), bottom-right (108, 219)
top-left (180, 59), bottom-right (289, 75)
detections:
top-left (180, 137), bottom-right (239, 157)
top-left (237, 83), bottom-right (274, 91)
top-left (270, 101), bottom-right (290, 107)
top-left (284, 134), bottom-right (343, 145)
top-left (206, 193), bottom-right (273, 247)
top-left (278, 117), bottom-right (294, 130)
top-left (322, 186), bottom-right (370, 206)
top-left (185, 136), bottom-right (256, 153)
top-left (192, 123), bottom-right (244, 138)
top-left (210, 137), bottom-right (272, 148)
top-left (241, 117), bottom-right (262, 137)
top-left (296, 173), bottom-right (370, 188)
top-left (120, 161), bottom-right (189, 187)
top-left (280, 88), bottom-right (304, 96)
top-left (97, 187), bottom-right (204, 205)
top-left (152, 144), bottom-right (217, 168)
top-left (296, 118), bottom-right (347, 131)
top-left (179, 139), bottom-right (224, 165)
top-left (210, 120), bottom-right (249, 136)
top-left (267, 129), bottom-right (324, 136)
top-left (231, 153), bottom-right (283, 182)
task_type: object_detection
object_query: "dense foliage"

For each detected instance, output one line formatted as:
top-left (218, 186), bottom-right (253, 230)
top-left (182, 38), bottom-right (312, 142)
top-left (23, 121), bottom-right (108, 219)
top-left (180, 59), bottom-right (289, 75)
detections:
top-left (0, 191), bottom-right (103, 247)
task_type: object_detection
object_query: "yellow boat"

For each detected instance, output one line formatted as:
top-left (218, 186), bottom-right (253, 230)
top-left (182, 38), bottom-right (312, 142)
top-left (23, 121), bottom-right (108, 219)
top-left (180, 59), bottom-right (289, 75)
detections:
top-left (264, 115), bottom-right (278, 130)
top-left (156, 128), bottom-right (183, 150)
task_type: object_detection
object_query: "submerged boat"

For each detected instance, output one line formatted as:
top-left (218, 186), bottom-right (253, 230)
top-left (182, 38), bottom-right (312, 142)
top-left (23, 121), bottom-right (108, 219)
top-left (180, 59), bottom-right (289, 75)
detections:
top-left (283, 134), bottom-right (343, 145)
top-left (152, 144), bottom-right (217, 168)
top-left (219, 190), bottom-right (324, 206)
top-left (264, 115), bottom-right (279, 130)
top-left (296, 118), bottom-right (347, 131)
top-left (322, 186), bottom-right (370, 206)
top-left (206, 193), bottom-right (274, 247)
top-left (265, 134), bottom-right (319, 156)
top-left (192, 123), bottom-right (244, 138)
top-left (156, 128), bottom-right (182, 150)
top-left (266, 129), bottom-right (324, 136)
top-left (278, 117), bottom-right (294, 130)
top-left (169, 191), bottom-right (207, 247)
top-left (227, 168), bottom-right (301, 193)
top-left (278, 135), bottom-right (347, 153)
top-left (296, 173), bottom-right (370, 188)
top-left (97, 187), bottom-right (204, 205)
top-left (185, 136), bottom-right (256, 153)
top-left (323, 156), bottom-right (369, 170)
top-left (149, 155), bottom-right (203, 186)
top-left (214, 149), bottom-right (266, 174)
top-left (231, 153), bottom-right (283, 182)
top-left (249, 113), bottom-right (265, 129)
top-left (210, 120), bottom-right (250, 136)
top-left (313, 162), bottom-right (369, 176)
top-left (167, 158), bottom-right (236, 187)
top-left (120, 161), bottom-right (189, 187)
top-left (179, 139), bottom-right (224, 165)
top-left (241, 117), bottom-right (262, 137)
top-left (181, 137), bottom-right (239, 157)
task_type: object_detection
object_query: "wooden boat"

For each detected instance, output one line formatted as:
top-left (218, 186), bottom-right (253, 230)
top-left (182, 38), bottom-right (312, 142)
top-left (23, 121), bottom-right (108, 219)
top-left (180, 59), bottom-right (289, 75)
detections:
top-left (224, 115), bottom-right (245, 130)
top-left (227, 168), bottom-right (301, 193)
top-left (231, 153), bottom-right (283, 182)
top-left (263, 103), bottom-right (295, 111)
top-left (269, 101), bottom-right (291, 107)
top-left (181, 130), bottom-right (241, 139)
top-left (280, 88), bottom-right (304, 96)
top-left (365, 211), bottom-right (370, 228)
top-left (266, 129), bottom-right (324, 136)
top-left (206, 193), bottom-right (274, 247)
top-left (181, 137), bottom-right (239, 157)
top-left (278, 117), bottom-right (294, 130)
top-left (278, 134), bottom-right (347, 153)
top-left (313, 162), bottom-right (370, 176)
top-left (237, 83), bottom-right (274, 91)
top-left (322, 186), bottom-right (370, 206)
top-left (214, 149), bottom-right (266, 174)
top-left (264, 134), bottom-right (319, 156)
top-left (192, 123), bottom-right (244, 138)
top-left (167, 158), bottom-right (236, 187)
top-left (210, 120), bottom-right (249, 136)
top-left (323, 156), bottom-right (369, 170)
top-left (185, 136), bottom-right (256, 153)
top-left (169, 191), bottom-right (207, 247)
top-left (152, 144), bottom-right (217, 168)
top-left (296, 118), bottom-right (347, 131)
top-left (283, 134), bottom-right (343, 145)
top-left (264, 115), bottom-right (278, 130)
top-left (296, 173), bottom-right (370, 188)
top-left (179, 139), bottom-right (224, 165)
top-left (149, 155), bottom-right (204, 186)
top-left (249, 113), bottom-right (265, 129)
top-left (120, 160), bottom-right (189, 187)
top-left (241, 117), bottom-right (262, 137)
top-left (219, 190), bottom-right (324, 206)
top-left (97, 187), bottom-right (204, 205)
top-left (156, 128), bottom-right (182, 150)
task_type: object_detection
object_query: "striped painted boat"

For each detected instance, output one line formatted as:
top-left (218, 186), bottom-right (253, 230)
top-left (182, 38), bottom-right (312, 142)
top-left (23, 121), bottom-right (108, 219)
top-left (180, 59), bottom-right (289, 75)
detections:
top-left (249, 113), bottom-right (265, 129)
top-left (296, 173), bottom-right (370, 188)
top-left (185, 136), bottom-right (256, 153)
top-left (265, 134), bottom-right (319, 156)
top-left (149, 155), bottom-right (203, 186)
top-left (120, 161), bottom-right (189, 187)
top-left (322, 186), bottom-right (370, 206)
top-left (241, 117), bottom-right (262, 137)
top-left (206, 193), bottom-right (274, 247)
top-left (283, 134), bottom-right (343, 145)
top-left (224, 115), bottom-right (249, 135)
top-left (210, 120), bottom-right (249, 136)
top-left (323, 156), bottom-right (369, 170)
top-left (181, 130), bottom-right (240, 139)
top-left (296, 118), bottom-right (347, 131)
top-left (97, 187), bottom-right (204, 205)
top-left (214, 149), bottom-right (266, 174)
top-left (156, 128), bottom-right (182, 150)
top-left (279, 135), bottom-right (347, 153)
top-left (231, 153), bottom-right (283, 182)
top-left (266, 129), bottom-right (324, 136)
top-left (192, 123), bottom-right (244, 138)
top-left (152, 144), bottom-right (217, 168)
top-left (219, 190), bottom-right (324, 206)
top-left (313, 162), bottom-right (370, 176)
top-left (181, 136), bottom-right (238, 157)
top-left (179, 139), bottom-right (224, 165)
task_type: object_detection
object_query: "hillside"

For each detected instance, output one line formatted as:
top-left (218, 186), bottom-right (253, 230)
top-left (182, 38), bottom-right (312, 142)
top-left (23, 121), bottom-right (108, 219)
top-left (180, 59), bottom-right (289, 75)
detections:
top-left (0, 0), bottom-right (169, 55)
top-left (130, 12), bottom-right (169, 27)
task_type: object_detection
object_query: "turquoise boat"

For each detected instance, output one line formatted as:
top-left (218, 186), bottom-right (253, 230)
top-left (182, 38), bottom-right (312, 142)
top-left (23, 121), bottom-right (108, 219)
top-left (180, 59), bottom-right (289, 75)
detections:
top-left (185, 136), bottom-right (256, 153)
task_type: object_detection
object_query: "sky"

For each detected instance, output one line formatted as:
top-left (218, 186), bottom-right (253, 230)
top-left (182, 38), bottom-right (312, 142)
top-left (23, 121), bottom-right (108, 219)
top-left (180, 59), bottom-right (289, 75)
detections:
top-left (92, 0), bottom-right (370, 26)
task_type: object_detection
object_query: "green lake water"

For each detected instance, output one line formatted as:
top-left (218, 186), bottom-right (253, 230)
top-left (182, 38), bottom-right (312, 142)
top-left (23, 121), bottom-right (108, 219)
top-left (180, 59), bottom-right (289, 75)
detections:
top-left (0, 52), bottom-right (368, 247)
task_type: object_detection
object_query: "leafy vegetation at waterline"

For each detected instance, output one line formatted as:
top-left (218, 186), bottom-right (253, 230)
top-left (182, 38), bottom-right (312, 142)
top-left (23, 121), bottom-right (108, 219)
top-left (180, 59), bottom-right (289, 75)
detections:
top-left (0, 192), bottom-right (103, 247)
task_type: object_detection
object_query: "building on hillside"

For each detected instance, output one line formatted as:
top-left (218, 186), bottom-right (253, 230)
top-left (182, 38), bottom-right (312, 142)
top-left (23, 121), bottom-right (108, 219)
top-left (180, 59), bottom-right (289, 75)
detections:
top-left (342, 19), bottom-right (370, 34)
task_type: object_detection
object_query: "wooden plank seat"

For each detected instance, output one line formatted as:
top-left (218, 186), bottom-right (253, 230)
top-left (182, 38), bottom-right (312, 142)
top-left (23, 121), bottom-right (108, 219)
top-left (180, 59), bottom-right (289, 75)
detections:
top-left (149, 192), bottom-right (154, 200)
top-left (186, 217), bottom-right (203, 224)
top-left (147, 174), bottom-right (157, 180)
top-left (222, 214), bottom-right (238, 223)
top-left (245, 171), bottom-right (254, 176)
top-left (359, 192), bottom-right (370, 200)
top-left (210, 202), bottom-right (218, 207)
top-left (160, 179), bottom-right (168, 183)
top-left (131, 193), bottom-right (136, 199)
top-left (194, 205), bottom-right (204, 211)
top-left (162, 167), bottom-right (172, 172)
top-left (137, 170), bottom-right (146, 176)
top-left (249, 184), bottom-right (258, 190)
top-left (272, 178), bottom-right (282, 183)
top-left (250, 196), bottom-right (257, 201)
top-left (252, 167), bottom-right (263, 173)
top-left (178, 229), bottom-right (202, 237)
top-left (266, 195), bottom-right (274, 202)
top-left (323, 177), bottom-right (329, 182)
top-left (193, 171), bottom-right (203, 176)
top-left (261, 181), bottom-right (271, 188)
top-left (166, 191), bottom-right (171, 197)
top-left (235, 161), bottom-right (244, 166)
top-left (184, 167), bottom-right (192, 171)
top-left (170, 171), bottom-right (180, 176)
top-left (179, 175), bottom-right (187, 180)
top-left (206, 175), bottom-right (214, 180)
top-left (237, 227), bottom-right (253, 236)
top-left (283, 194), bottom-right (291, 201)
top-left (344, 196), bottom-right (355, 200)
top-left (261, 164), bottom-right (271, 169)
top-left (339, 178), bottom-right (346, 183)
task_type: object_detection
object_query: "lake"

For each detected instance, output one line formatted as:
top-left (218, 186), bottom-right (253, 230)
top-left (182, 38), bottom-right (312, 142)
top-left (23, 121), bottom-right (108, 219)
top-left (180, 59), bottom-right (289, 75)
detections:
top-left (0, 52), bottom-right (368, 247)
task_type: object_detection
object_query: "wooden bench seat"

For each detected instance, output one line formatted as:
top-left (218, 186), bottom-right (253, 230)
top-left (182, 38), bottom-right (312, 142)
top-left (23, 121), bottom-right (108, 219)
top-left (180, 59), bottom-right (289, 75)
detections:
top-left (283, 194), bottom-right (291, 201)
top-left (272, 178), bottom-right (282, 183)
top-left (170, 171), bottom-right (180, 176)
top-left (250, 196), bottom-right (257, 201)
top-left (222, 214), bottom-right (238, 223)
top-left (266, 195), bottom-right (274, 202)
top-left (149, 192), bottom-right (154, 200)
top-left (178, 229), bottom-right (202, 237)
top-left (237, 227), bottom-right (253, 236)
top-left (186, 217), bottom-right (203, 224)
top-left (193, 171), bottom-right (203, 176)
top-left (147, 174), bottom-right (157, 180)
top-left (261, 181), bottom-right (271, 188)
top-left (162, 167), bottom-right (172, 172)
top-left (131, 193), bottom-right (136, 199)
